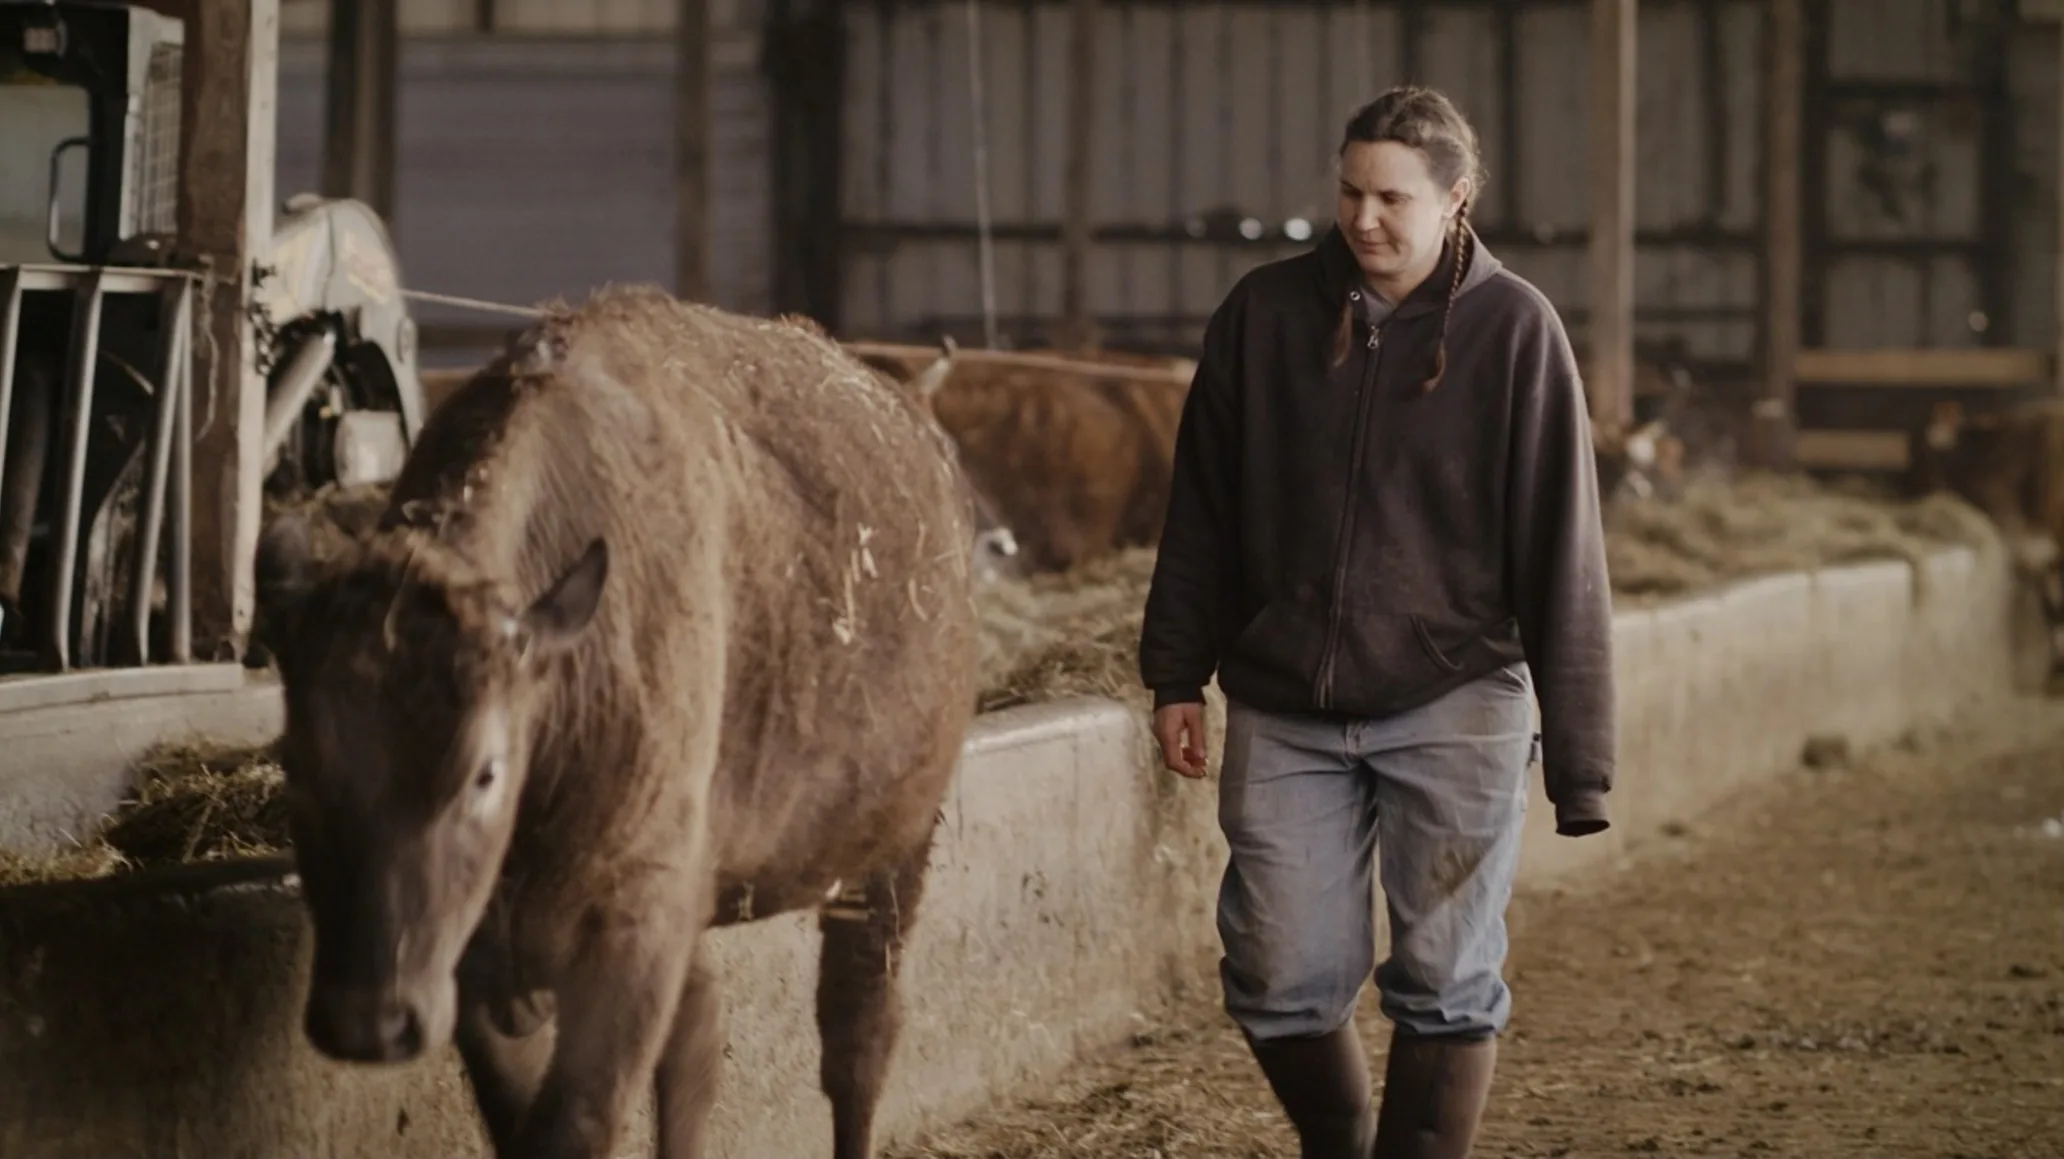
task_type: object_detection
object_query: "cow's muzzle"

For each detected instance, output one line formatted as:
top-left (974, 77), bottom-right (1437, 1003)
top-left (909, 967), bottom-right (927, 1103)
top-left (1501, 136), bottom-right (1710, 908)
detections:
top-left (305, 987), bottom-right (428, 1063)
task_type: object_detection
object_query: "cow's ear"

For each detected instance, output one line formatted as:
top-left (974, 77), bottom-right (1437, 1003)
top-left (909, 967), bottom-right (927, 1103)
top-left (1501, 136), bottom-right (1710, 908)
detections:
top-left (254, 513), bottom-right (316, 663)
top-left (518, 538), bottom-right (608, 659)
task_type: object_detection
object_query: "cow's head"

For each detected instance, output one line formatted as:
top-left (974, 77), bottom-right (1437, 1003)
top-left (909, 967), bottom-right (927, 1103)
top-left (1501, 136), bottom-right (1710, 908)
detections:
top-left (253, 515), bottom-right (608, 1064)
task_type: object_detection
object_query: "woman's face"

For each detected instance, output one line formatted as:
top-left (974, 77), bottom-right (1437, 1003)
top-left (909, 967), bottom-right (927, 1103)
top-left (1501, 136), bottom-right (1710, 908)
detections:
top-left (1335, 140), bottom-right (1469, 291)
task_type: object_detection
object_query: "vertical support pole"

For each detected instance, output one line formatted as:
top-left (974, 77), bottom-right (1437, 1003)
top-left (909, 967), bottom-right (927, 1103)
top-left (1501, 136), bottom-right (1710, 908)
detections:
top-left (2056, 12), bottom-right (2064, 393)
top-left (474, 0), bottom-right (496, 34)
top-left (133, 279), bottom-right (192, 665)
top-left (178, 0), bottom-right (278, 661)
top-left (676, 0), bottom-right (711, 301)
top-left (1059, 0), bottom-right (1099, 351)
top-left (321, 0), bottom-right (399, 223)
top-left (50, 277), bottom-right (106, 672)
top-left (1586, 0), bottom-right (1636, 434)
top-left (1759, 0), bottom-right (1804, 465)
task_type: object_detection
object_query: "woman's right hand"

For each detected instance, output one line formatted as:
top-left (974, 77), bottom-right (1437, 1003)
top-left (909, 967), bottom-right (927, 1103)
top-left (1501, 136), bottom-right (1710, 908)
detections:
top-left (1153, 702), bottom-right (1209, 779)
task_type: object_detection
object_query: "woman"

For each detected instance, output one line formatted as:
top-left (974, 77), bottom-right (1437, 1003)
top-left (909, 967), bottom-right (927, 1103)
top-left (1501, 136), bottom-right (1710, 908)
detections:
top-left (1139, 86), bottom-right (1616, 1159)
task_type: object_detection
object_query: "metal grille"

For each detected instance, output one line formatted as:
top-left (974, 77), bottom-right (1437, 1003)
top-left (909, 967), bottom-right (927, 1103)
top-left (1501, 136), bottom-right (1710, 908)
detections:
top-left (135, 42), bottom-right (183, 238)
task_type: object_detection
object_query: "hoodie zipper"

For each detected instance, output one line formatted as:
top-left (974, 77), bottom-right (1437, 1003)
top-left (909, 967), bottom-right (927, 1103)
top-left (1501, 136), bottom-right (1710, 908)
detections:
top-left (1314, 310), bottom-right (1383, 710)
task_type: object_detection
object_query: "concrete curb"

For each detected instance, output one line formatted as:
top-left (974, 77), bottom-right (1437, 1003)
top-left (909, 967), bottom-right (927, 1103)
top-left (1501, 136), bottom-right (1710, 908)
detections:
top-left (0, 543), bottom-right (2022, 1158)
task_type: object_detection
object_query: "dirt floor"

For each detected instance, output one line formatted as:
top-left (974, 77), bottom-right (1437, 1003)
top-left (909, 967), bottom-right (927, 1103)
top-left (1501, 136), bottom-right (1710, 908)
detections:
top-left (886, 696), bottom-right (2064, 1159)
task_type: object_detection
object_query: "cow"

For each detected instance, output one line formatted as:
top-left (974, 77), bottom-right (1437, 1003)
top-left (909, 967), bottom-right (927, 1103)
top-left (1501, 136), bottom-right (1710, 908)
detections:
top-left (1907, 397), bottom-right (2064, 687)
top-left (250, 284), bottom-right (981, 1159)
top-left (863, 339), bottom-right (1191, 575)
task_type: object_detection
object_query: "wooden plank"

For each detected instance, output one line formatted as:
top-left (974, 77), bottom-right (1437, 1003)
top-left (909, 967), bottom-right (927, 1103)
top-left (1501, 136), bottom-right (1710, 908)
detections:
top-left (1791, 429), bottom-right (1909, 472)
top-left (1756, 0), bottom-right (1803, 467)
top-left (176, 0), bottom-right (278, 660)
top-left (1586, 0), bottom-right (1636, 432)
top-left (675, 0), bottom-right (711, 300)
top-left (1058, 0), bottom-right (1099, 350)
top-left (1794, 347), bottom-right (2051, 387)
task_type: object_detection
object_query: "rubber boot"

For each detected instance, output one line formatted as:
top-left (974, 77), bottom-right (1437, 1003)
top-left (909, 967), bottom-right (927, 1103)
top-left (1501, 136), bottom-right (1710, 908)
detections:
top-left (1369, 1030), bottom-right (1498, 1159)
top-left (1244, 1023), bottom-right (1378, 1159)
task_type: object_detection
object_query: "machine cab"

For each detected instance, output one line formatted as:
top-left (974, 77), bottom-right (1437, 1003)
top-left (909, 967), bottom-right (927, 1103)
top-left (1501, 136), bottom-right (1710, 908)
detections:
top-left (1, 0), bottom-right (184, 270)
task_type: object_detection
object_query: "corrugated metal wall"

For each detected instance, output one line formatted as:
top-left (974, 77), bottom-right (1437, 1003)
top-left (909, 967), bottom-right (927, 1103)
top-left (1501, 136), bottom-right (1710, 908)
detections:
top-left (272, 15), bottom-right (773, 368)
top-left (836, 0), bottom-right (1767, 366)
top-left (832, 0), bottom-right (2062, 376)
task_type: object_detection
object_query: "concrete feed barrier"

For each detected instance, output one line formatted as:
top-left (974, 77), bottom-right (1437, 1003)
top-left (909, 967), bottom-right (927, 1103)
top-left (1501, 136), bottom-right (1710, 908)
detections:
top-left (0, 543), bottom-right (2022, 1158)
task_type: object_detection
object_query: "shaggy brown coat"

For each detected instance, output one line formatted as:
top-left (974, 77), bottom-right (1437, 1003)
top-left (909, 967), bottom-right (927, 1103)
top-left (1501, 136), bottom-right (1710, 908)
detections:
top-left (254, 285), bottom-right (980, 1159)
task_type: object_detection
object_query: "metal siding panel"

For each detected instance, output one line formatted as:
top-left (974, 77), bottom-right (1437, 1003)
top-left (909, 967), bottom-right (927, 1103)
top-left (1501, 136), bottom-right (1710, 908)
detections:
top-left (710, 33), bottom-right (773, 314)
top-left (1827, 0), bottom-right (1958, 81)
top-left (1029, 2), bottom-right (1071, 222)
top-left (274, 41), bottom-right (324, 206)
top-left (1515, 5), bottom-right (1587, 232)
top-left (1825, 257), bottom-right (1925, 348)
top-left (1176, 4), bottom-right (1228, 222)
top-left (986, 5), bottom-right (1032, 223)
top-left (1418, 7), bottom-right (1504, 223)
top-left (1634, 2), bottom-right (1706, 231)
top-left (1720, 0), bottom-right (1764, 232)
top-left (1925, 255), bottom-right (1981, 348)
top-left (1274, 7), bottom-right (1328, 223)
top-left (933, 3), bottom-right (977, 222)
top-left (272, 38), bottom-right (772, 330)
top-left (885, 12), bottom-right (934, 221)
top-left (1328, 5), bottom-right (1400, 134)
top-left (841, 7), bottom-right (885, 221)
top-left (1225, 6), bottom-right (1277, 218)
top-left (1118, 5), bottom-right (1175, 227)
top-left (2010, 29), bottom-right (2058, 350)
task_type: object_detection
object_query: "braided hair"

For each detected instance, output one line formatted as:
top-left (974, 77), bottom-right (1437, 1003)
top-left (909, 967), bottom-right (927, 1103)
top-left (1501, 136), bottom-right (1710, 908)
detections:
top-left (1328, 86), bottom-right (1486, 393)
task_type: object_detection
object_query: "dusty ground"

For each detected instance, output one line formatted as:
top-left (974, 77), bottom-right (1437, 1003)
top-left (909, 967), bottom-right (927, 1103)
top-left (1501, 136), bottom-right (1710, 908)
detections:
top-left (888, 697), bottom-right (2064, 1159)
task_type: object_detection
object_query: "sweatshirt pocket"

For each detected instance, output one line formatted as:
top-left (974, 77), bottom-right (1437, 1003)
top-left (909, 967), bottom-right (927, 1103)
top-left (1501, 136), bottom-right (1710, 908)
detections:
top-left (1227, 596), bottom-right (1329, 685)
top-left (1327, 606), bottom-right (1490, 714)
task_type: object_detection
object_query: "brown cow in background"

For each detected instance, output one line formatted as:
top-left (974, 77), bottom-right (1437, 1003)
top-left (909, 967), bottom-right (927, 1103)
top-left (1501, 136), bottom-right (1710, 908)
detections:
top-left (864, 339), bottom-right (1192, 576)
top-left (1908, 397), bottom-right (2064, 687)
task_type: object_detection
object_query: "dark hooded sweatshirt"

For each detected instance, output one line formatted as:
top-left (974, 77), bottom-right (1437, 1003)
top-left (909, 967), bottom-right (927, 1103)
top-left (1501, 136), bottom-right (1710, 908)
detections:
top-left (1138, 225), bottom-right (1615, 835)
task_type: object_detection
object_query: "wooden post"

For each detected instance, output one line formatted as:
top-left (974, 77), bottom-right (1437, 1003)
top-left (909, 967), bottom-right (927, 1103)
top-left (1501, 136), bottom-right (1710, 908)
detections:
top-left (176, 0), bottom-right (277, 660)
top-left (675, 0), bottom-right (711, 301)
top-left (1759, 0), bottom-right (1804, 463)
top-left (320, 0), bottom-right (399, 223)
top-left (1059, 0), bottom-right (1099, 351)
top-left (1586, 0), bottom-right (1635, 434)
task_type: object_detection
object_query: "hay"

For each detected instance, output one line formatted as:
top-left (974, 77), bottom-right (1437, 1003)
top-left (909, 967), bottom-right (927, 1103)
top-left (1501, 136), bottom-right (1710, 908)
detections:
top-left (1603, 470), bottom-right (1997, 605)
top-left (0, 740), bottom-right (286, 888)
top-left (975, 547), bottom-right (1158, 713)
top-left (1, 473), bottom-right (2003, 884)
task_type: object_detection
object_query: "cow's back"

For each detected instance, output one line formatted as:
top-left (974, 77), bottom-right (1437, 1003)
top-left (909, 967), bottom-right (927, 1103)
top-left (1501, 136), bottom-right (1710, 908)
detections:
top-left (387, 287), bottom-right (979, 896)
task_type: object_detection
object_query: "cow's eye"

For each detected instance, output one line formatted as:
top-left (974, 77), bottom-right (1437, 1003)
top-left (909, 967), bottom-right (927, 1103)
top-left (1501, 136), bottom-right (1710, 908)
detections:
top-left (475, 757), bottom-right (505, 793)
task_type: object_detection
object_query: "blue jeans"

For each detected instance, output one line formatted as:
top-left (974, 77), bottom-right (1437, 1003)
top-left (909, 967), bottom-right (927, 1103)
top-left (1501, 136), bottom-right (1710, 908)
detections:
top-left (1215, 662), bottom-right (1537, 1043)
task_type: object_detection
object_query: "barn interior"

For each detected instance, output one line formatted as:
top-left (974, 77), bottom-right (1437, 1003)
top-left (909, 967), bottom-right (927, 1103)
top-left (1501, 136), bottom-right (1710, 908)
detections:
top-left (1, 2), bottom-right (2061, 1157)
